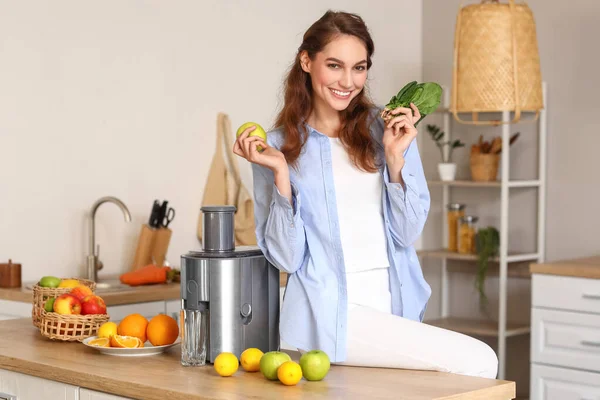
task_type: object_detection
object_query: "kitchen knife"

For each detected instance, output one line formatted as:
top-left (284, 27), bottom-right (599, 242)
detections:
top-left (148, 200), bottom-right (161, 228)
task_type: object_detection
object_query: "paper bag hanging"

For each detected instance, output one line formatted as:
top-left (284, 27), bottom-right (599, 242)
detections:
top-left (450, 0), bottom-right (544, 125)
top-left (197, 113), bottom-right (257, 246)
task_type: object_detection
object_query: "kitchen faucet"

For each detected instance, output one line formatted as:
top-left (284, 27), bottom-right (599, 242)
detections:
top-left (87, 196), bottom-right (132, 282)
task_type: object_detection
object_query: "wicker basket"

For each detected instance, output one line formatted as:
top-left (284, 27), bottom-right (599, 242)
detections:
top-left (32, 278), bottom-right (96, 328)
top-left (39, 309), bottom-right (109, 341)
top-left (450, 0), bottom-right (543, 125)
top-left (470, 153), bottom-right (500, 182)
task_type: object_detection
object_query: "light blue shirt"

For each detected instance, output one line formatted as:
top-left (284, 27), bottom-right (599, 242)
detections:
top-left (251, 108), bottom-right (431, 362)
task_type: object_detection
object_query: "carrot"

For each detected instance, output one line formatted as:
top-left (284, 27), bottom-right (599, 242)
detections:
top-left (120, 264), bottom-right (171, 286)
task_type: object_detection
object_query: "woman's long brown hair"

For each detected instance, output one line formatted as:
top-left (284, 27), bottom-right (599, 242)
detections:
top-left (274, 10), bottom-right (378, 172)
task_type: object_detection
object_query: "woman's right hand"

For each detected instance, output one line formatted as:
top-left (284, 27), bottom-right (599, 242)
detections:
top-left (233, 126), bottom-right (287, 173)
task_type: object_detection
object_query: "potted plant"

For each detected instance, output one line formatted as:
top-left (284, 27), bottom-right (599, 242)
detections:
top-left (475, 226), bottom-right (500, 311)
top-left (426, 124), bottom-right (465, 181)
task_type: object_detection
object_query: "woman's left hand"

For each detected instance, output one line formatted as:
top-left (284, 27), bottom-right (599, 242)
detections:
top-left (383, 103), bottom-right (421, 173)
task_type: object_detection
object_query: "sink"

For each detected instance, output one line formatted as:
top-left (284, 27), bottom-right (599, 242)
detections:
top-left (94, 280), bottom-right (131, 293)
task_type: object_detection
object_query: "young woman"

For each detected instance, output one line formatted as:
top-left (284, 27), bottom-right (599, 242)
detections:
top-left (233, 10), bottom-right (498, 378)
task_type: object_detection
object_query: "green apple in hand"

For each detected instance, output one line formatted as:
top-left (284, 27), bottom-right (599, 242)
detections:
top-left (236, 122), bottom-right (267, 151)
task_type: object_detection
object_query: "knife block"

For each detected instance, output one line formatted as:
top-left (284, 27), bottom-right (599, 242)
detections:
top-left (151, 227), bottom-right (172, 268)
top-left (132, 224), bottom-right (155, 270)
top-left (131, 225), bottom-right (172, 271)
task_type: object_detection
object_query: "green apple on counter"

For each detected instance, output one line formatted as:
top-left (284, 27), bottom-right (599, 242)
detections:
top-left (39, 276), bottom-right (61, 288)
top-left (236, 122), bottom-right (267, 151)
top-left (299, 350), bottom-right (331, 381)
top-left (259, 351), bottom-right (292, 380)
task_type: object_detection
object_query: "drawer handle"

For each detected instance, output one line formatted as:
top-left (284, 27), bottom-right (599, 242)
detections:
top-left (582, 294), bottom-right (600, 300)
top-left (581, 340), bottom-right (600, 347)
top-left (0, 393), bottom-right (17, 400)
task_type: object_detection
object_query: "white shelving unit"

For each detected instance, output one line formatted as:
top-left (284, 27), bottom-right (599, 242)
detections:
top-left (420, 82), bottom-right (547, 380)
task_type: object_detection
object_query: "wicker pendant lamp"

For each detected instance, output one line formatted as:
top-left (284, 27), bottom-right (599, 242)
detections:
top-left (450, 0), bottom-right (544, 125)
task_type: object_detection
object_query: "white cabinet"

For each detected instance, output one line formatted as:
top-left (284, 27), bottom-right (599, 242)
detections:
top-left (80, 388), bottom-right (131, 400)
top-left (0, 369), bottom-right (78, 400)
top-left (0, 300), bottom-right (32, 321)
top-left (530, 274), bottom-right (600, 399)
top-left (106, 301), bottom-right (165, 323)
top-left (531, 364), bottom-right (600, 400)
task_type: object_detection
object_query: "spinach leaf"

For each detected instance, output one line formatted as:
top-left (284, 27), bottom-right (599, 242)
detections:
top-left (381, 81), bottom-right (442, 126)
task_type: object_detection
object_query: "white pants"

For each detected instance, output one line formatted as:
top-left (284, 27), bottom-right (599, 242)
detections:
top-left (335, 304), bottom-right (499, 379)
top-left (299, 269), bottom-right (499, 379)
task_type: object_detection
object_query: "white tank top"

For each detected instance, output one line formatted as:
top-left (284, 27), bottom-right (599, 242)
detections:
top-left (329, 137), bottom-right (392, 314)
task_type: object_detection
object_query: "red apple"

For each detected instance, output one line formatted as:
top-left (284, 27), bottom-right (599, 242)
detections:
top-left (53, 294), bottom-right (82, 315)
top-left (69, 285), bottom-right (93, 302)
top-left (81, 295), bottom-right (107, 315)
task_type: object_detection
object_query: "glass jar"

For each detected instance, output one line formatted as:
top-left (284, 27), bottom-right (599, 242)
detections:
top-left (458, 216), bottom-right (479, 254)
top-left (447, 203), bottom-right (466, 252)
top-left (181, 306), bottom-right (209, 366)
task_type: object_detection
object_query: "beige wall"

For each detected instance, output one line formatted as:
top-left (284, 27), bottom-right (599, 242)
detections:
top-left (0, 1), bottom-right (423, 282)
top-left (421, 0), bottom-right (600, 395)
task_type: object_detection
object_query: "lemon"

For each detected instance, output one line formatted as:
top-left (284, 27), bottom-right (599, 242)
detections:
top-left (240, 348), bottom-right (264, 372)
top-left (277, 361), bottom-right (303, 386)
top-left (58, 279), bottom-right (80, 288)
top-left (97, 322), bottom-right (118, 339)
top-left (214, 352), bottom-right (239, 377)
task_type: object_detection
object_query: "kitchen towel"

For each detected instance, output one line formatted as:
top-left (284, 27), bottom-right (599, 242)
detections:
top-left (197, 113), bottom-right (257, 246)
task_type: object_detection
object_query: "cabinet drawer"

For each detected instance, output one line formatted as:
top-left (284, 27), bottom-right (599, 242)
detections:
top-left (533, 274), bottom-right (600, 314)
top-left (532, 308), bottom-right (600, 372)
top-left (531, 364), bottom-right (600, 400)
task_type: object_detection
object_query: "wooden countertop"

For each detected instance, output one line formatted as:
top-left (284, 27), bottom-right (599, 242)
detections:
top-left (530, 255), bottom-right (600, 279)
top-left (0, 318), bottom-right (515, 400)
top-left (0, 282), bottom-right (181, 306)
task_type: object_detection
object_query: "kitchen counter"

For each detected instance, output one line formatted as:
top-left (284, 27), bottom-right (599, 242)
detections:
top-left (0, 318), bottom-right (515, 400)
top-left (0, 282), bottom-right (181, 306)
top-left (530, 255), bottom-right (600, 279)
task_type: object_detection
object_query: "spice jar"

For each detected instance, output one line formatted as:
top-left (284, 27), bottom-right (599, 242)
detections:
top-left (458, 216), bottom-right (479, 254)
top-left (447, 204), bottom-right (466, 252)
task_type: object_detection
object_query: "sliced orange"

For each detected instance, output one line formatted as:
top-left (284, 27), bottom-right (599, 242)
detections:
top-left (88, 337), bottom-right (110, 347)
top-left (109, 334), bottom-right (142, 348)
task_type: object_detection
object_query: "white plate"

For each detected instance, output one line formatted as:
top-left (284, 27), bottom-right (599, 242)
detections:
top-left (82, 336), bottom-right (180, 357)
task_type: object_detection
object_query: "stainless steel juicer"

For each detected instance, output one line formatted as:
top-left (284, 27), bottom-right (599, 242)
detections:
top-left (180, 206), bottom-right (280, 364)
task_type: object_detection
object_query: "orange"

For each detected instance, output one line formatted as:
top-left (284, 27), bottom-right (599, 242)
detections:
top-left (277, 361), bottom-right (303, 386)
top-left (88, 337), bottom-right (109, 347)
top-left (117, 313), bottom-right (148, 343)
top-left (146, 314), bottom-right (179, 346)
top-left (109, 335), bottom-right (143, 348)
top-left (240, 348), bottom-right (264, 372)
top-left (214, 352), bottom-right (239, 377)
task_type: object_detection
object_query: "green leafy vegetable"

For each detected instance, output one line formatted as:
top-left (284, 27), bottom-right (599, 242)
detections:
top-left (475, 226), bottom-right (500, 310)
top-left (381, 81), bottom-right (443, 126)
